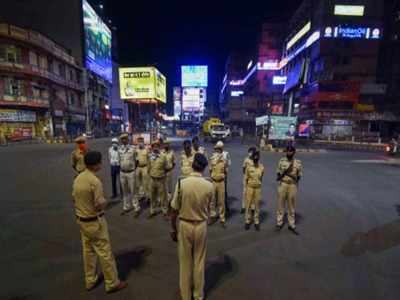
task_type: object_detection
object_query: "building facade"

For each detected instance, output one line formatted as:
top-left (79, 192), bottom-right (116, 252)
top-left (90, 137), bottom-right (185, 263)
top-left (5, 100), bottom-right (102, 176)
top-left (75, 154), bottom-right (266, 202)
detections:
top-left (281, 0), bottom-right (399, 138)
top-left (0, 23), bottom-right (85, 141)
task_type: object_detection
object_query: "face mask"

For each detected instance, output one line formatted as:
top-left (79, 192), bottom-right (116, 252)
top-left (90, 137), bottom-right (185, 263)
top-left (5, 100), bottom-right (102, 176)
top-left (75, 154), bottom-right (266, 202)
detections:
top-left (112, 144), bottom-right (118, 150)
top-left (78, 143), bottom-right (87, 152)
top-left (139, 143), bottom-right (144, 149)
top-left (287, 154), bottom-right (294, 160)
top-left (248, 152), bottom-right (253, 157)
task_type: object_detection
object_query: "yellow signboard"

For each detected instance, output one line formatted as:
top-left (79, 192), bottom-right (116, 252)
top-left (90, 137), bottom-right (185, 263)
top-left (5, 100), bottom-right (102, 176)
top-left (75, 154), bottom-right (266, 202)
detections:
top-left (286, 22), bottom-right (311, 51)
top-left (119, 67), bottom-right (166, 103)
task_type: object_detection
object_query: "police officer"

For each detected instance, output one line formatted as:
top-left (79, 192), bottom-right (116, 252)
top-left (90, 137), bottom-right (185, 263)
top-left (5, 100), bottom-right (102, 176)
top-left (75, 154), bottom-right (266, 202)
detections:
top-left (119, 133), bottom-right (140, 217)
top-left (219, 141), bottom-right (231, 215)
top-left (209, 142), bottom-right (227, 228)
top-left (108, 138), bottom-right (121, 199)
top-left (148, 140), bottom-right (171, 219)
top-left (244, 150), bottom-right (264, 231)
top-left (163, 140), bottom-right (176, 201)
top-left (71, 136), bottom-right (87, 175)
top-left (135, 137), bottom-right (150, 201)
top-left (180, 140), bottom-right (194, 178)
top-left (170, 153), bottom-right (214, 300)
top-left (241, 147), bottom-right (257, 214)
top-left (192, 136), bottom-right (207, 158)
top-left (276, 145), bottom-right (303, 235)
top-left (72, 151), bottom-right (127, 293)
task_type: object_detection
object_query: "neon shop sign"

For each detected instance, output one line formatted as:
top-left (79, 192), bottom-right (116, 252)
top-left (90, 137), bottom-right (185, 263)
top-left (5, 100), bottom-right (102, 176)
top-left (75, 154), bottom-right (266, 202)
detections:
top-left (324, 26), bottom-right (381, 40)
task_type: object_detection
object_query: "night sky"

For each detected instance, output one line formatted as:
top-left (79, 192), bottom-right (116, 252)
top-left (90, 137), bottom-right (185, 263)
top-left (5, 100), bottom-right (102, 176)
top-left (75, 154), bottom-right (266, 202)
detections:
top-left (99, 0), bottom-right (302, 109)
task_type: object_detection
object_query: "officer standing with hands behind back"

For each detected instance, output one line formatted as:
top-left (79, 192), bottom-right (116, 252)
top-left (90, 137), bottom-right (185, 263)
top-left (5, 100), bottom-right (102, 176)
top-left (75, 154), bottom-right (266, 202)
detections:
top-left (170, 153), bottom-right (214, 300)
top-left (71, 136), bottom-right (88, 175)
top-left (276, 145), bottom-right (303, 235)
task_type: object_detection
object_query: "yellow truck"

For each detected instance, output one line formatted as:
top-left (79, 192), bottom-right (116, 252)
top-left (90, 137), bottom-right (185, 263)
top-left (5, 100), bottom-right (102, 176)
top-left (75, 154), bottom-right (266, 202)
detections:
top-left (202, 118), bottom-right (231, 142)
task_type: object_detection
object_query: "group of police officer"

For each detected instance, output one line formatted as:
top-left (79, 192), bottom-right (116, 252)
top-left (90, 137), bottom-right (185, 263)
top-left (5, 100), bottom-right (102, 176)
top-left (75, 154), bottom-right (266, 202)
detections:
top-left (70, 134), bottom-right (303, 299)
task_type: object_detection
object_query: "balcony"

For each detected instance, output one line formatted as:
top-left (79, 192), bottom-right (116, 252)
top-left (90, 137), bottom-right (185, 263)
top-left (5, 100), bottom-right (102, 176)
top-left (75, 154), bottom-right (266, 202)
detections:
top-left (0, 61), bottom-right (85, 92)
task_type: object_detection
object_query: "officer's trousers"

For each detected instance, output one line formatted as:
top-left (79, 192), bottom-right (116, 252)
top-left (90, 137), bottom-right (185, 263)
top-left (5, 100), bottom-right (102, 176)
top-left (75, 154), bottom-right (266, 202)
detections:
top-left (120, 171), bottom-right (140, 212)
top-left (166, 170), bottom-right (174, 197)
top-left (245, 186), bottom-right (262, 225)
top-left (178, 220), bottom-right (207, 300)
top-left (210, 180), bottom-right (225, 223)
top-left (277, 182), bottom-right (298, 228)
top-left (78, 217), bottom-right (120, 292)
top-left (135, 166), bottom-right (149, 198)
top-left (150, 177), bottom-right (168, 214)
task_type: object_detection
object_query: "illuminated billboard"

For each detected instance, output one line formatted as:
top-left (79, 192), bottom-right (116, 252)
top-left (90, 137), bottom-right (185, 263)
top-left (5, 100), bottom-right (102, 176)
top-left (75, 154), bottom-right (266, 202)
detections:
top-left (324, 26), bottom-right (381, 40)
top-left (334, 5), bottom-right (365, 16)
top-left (286, 22), bottom-right (311, 51)
top-left (182, 87), bottom-right (206, 111)
top-left (119, 67), bottom-right (166, 103)
top-left (182, 66), bottom-right (208, 87)
top-left (83, 0), bottom-right (112, 82)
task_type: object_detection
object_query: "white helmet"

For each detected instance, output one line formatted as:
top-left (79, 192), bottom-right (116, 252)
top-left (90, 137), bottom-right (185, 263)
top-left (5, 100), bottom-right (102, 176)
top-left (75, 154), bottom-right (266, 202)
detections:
top-left (111, 138), bottom-right (119, 144)
top-left (214, 141), bottom-right (224, 149)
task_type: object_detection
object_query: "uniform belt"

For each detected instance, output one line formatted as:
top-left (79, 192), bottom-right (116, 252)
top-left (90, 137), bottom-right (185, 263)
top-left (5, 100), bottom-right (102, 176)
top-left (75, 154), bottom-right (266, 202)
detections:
top-left (212, 178), bottom-right (224, 183)
top-left (138, 164), bottom-right (147, 168)
top-left (121, 169), bottom-right (135, 173)
top-left (151, 176), bottom-right (165, 180)
top-left (179, 217), bottom-right (206, 223)
top-left (76, 213), bottom-right (104, 222)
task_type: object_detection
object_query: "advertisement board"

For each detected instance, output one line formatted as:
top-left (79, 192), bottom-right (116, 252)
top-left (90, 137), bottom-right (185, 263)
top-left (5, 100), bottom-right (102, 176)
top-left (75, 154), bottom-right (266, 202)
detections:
top-left (324, 26), bottom-right (381, 40)
top-left (83, 0), bottom-right (112, 82)
top-left (119, 67), bottom-right (166, 103)
top-left (334, 5), bottom-right (365, 16)
top-left (0, 109), bottom-right (36, 122)
top-left (182, 87), bottom-right (206, 112)
top-left (182, 66), bottom-right (208, 87)
top-left (269, 116), bottom-right (297, 140)
top-left (174, 101), bottom-right (182, 118)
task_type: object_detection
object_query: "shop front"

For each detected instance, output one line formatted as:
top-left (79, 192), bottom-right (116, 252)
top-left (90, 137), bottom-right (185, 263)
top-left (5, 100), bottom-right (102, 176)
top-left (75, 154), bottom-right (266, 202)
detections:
top-left (66, 113), bottom-right (86, 137)
top-left (0, 108), bottom-right (49, 141)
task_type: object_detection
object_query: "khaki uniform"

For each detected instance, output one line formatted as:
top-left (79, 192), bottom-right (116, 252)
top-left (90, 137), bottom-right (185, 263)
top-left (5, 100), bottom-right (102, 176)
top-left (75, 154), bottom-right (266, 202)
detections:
top-left (119, 145), bottom-right (140, 212)
top-left (210, 153), bottom-right (226, 223)
top-left (72, 170), bottom-right (120, 292)
top-left (192, 146), bottom-right (208, 160)
top-left (245, 164), bottom-right (264, 225)
top-left (164, 149), bottom-right (176, 197)
top-left (71, 149), bottom-right (86, 174)
top-left (276, 157), bottom-right (303, 228)
top-left (135, 147), bottom-right (150, 198)
top-left (180, 152), bottom-right (195, 178)
top-left (171, 172), bottom-right (214, 300)
top-left (242, 157), bottom-right (254, 210)
top-left (148, 151), bottom-right (171, 214)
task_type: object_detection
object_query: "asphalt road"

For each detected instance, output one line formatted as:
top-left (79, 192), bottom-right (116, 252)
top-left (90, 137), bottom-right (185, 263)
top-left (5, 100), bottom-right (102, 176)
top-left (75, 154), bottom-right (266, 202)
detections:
top-left (1, 139), bottom-right (400, 300)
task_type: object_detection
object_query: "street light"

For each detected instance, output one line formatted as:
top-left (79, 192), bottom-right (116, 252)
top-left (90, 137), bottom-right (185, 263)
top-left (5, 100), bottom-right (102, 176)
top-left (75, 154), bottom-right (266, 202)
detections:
top-left (99, 4), bottom-right (104, 9)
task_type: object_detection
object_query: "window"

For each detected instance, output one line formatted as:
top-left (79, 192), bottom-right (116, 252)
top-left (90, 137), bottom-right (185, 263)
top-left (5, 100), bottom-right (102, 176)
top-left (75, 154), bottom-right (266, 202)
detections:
top-left (0, 45), bottom-right (22, 63)
top-left (4, 78), bottom-right (24, 96)
top-left (69, 92), bottom-right (75, 106)
top-left (29, 51), bottom-right (38, 66)
top-left (39, 56), bottom-right (48, 70)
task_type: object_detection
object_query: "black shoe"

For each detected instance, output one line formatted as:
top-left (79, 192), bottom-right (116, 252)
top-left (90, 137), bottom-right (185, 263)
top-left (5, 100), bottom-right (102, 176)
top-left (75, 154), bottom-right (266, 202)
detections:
top-left (240, 208), bottom-right (245, 214)
top-left (133, 211), bottom-right (141, 218)
top-left (276, 224), bottom-right (284, 231)
top-left (120, 210), bottom-right (129, 216)
top-left (147, 212), bottom-right (158, 219)
top-left (245, 223), bottom-right (250, 231)
top-left (221, 222), bottom-right (226, 229)
top-left (208, 217), bottom-right (217, 226)
top-left (255, 224), bottom-right (260, 231)
top-left (288, 226), bottom-right (299, 235)
top-left (86, 275), bottom-right (103, 291)
top-left (111, 195), bottom-right (117, 199)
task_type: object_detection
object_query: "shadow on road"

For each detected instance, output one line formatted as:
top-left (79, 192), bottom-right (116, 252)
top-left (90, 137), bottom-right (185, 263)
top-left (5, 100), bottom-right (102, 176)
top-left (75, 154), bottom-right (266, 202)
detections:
top-left (116, 246), bottom-right (152, 280)
top-left (395, 204), bottom-right (400, 216)
top-left (205, 254), bottom-right (238, 299)
top-left (340, 220), bottom-right (400, 257)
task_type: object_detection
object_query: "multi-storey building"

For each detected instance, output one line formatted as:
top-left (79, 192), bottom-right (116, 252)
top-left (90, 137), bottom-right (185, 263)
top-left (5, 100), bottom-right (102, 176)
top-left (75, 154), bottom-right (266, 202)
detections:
top-left (0, 23), bottom-right (85, 140)
top-left (281, 0), bottom-right (399, 138)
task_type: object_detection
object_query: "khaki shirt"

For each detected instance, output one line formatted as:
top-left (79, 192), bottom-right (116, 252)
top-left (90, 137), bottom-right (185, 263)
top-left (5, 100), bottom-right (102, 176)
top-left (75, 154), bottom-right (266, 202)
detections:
top-left (119, 145), bottom-right (136, 171)
top-left (163, 149), bottom-right (176, 172)
top-left (180, 151), bottom-right (194, 177)
top-left (276, 157), bottom-right (303, 184)
top-left (136, 148), bottom-right (149, 167)
top-left (242, 156), bottom-right (253, 172)
top-left (246, 164), bottom-right (264, 188)
top-left (171, 172), bottom-right (214, 222)
top-left (210, 153), bottom-right (226, 182)
top-left (71, 149), bottom-right (86, 173)
top-left (192, 146), bottom-right (208, 159)
top-left (149, 151), bottom-right (170, 178)
top-left (72, 170), bottom-right (106, 218)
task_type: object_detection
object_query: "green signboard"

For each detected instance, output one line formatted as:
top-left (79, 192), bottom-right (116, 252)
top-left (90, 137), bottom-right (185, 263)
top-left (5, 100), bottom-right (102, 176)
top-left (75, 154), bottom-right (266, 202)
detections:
top-left (269, 116), bottom-right (297, 140)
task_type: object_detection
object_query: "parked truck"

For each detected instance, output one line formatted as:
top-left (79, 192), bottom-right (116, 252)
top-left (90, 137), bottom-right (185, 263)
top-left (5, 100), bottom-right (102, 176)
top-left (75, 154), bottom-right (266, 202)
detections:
top-left (202, 118), bottom-right (231, 142)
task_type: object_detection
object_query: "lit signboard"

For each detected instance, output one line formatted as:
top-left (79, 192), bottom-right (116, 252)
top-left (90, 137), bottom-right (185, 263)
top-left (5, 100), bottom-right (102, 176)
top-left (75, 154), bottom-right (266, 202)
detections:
top-left (181, 66), bottom-right (208, 87)
top-left (272, 76), bottom-right (287, 85)
top-left (324, 26), bottom-right (381, 40)
top-left (83, 0), bottom-right (112, 82)
top-left (247, 60), bottom-right (253, 70)
top-left (174, 100), bottom-right (181, 118)
top-left (257, 60), bottom-right (280, 70)
top-left (119, 67), bottom-right (166, 103)
top-left (334, 5), bottom-right (365, 16)
top-left (182, 87), bottom-right (206, 111)
top-left (286, 22), bottom-right (311, 51)
top-left (231, 91), bottom-right (244, 97)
